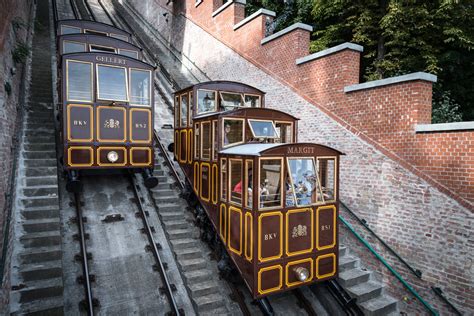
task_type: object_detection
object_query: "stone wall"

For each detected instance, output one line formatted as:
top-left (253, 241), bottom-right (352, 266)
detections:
top-left (116, 0), bottom-right (473, 313)
top-left (0, 0), bottom-right (35, 308)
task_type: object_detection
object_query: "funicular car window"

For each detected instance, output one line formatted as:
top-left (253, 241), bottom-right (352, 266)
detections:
top-left (317, 157), bottom-right (337, 201)
top-left (63, 41), bottom-right (86, 54)
top-left (194, 123), bottom-right (200, 159)
top-left (130, 69), bottom-right (151, 106)
top-left (189, 92), bottom-right (193, 126)
top-left (90, 45), bottom-right (116, 53)
top-left (67, 60), bottom-right (92, 102)
top-left (97, 65), bottom-right (128, 101)
top-left (244, 94), bottom-right (260, 107)
top-left (180, 94), bottom-right (188, 127)
top-left (287, 158), bottom-right (324, 207)
top-left (248, 120), bottom-right (279, 138)
top-left (275, 122), bottom-right (293, 143)
top-left (220, 92), bottom-right (243, 110)
top-left (174, 96), bottom-right (179, 128)
top-left (61, 25), bottom-right (81, 35)
top-left (259, 159), bottom-right (282, 209)
top-left (245, 160), bottom-right (253, 209)
top-left (118, 49), bottom-right (139, 59)
top-left (230, 159), bottom-right (243, 205)
top-left (201, 122), bottom-right (211, 160)
top-left (85, 29), bottom-right (107, 36)
top-left (197, 89), bottom-right (216, 114)
top-left (110, 33), bottom-right (129, 42)
top-left (221, 158), bottom-right (227, 201)
top-left (222, 118), bottom-right (244, 147)
top-left (212, 121), bottom-right (218, 160)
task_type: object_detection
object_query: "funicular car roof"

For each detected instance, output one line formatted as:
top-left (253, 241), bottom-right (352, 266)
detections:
top-left (58, 19), bottom-right (131, 37)
top-left (193, 107), bottom-right (299, 120)
top-left (58, 33), bottom-right (142, 52)
top-left (174, 80), bottom-right (266, 95)
top-left (219, 143), bottom-right (344, 157)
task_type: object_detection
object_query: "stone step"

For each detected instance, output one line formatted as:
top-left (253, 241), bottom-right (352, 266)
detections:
top-left (20, 260), bottom-right (62, 281)
top-left (359, 295), bottom-right (398, 316)
top-left (23, 218), bottom-right (60, 233)
top-left (14, 277), bottom-right (63, 303)
top-left (150, 188), bottom-right (175, 197)
top-left (188, 281), bottom-right (219, 297)
top-left (26, 111), bottom-right (54, 119)
top-left (153, 194), bottom-right (180, 204)
top-left (339, 245), bottom-right (348, 257)
top-left (174, 247), bottom-right (202, 260)
top-left (23, 135), bottom-right (55, 143)
top-left (25, 167), bottom-right (57, 177)
top-left (159, 205), bottom-right (184, 213)
top-left (23, 150), bottom-right (56, 159)
top-left (22, 196), bottom-right (58, 208)
top-left (179, 258), bottom-right (207, 272)
top-left (23, 186), bottom-right (58, 198)
top-left (163, 219), bottom-right (188, 230)
top-left (20, 245), bottom-right (61, 264)
top-left (339, 255), bottom-right (359, 272)
top-left (25, 176), bottom-right (57, 187)
top-left (156, 175), bottom-right (168, 183)
top-left (161, 212), bottom-right (185, 221)
top-left (24, 158), bottom-right (56, 168)
top-left (26, 122), bottom-right (55, 129)
top-left (20, 231), bottom-right (61, 248)
top-left (24, 143), bottom-right (56, 152)
top-left (156, 182), bottom-right (172, 190)
top-left (193, 293), bottom-right (226, 313)
top-left (11, 296), bottom-right (63, 316)
top-left (338, 268), bottom-right (371, 288)
top-left (183, 269), bottom-right (213, 284)
top-left (25, 130), bottom-right (54, 137)
top-left (170, 238), bottom-right (200, 251)
top-left (168, 228), bottom-right (197, 240)
top-left (347, 281), bottom-right (384, 303)
top-left (21, 206), bottom-right (59, 220)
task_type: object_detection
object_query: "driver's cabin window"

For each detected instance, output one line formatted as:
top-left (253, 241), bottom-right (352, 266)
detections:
top-left (220, 92), bottom-right (243, 110)
top-left (244, 94), bottom-right (261, 107)
top-left (248, 120), bottom-right (279, 140)
top-left (197, 89), bottom-right (216, 114)
top-left (317, 157), bottom-right (336, 201)
top-left (259, 158), bottom-right (282, 209)
top-left (222, 118), bottom-right (244, 147)
top-left (275, 122), bottom-right (293, 143)
top-left (287, 157), bottom-right (323, 207)
top-left (66, 60), bottom-right (92, 102)
top-left (97, 65), bottom-right (128, 102)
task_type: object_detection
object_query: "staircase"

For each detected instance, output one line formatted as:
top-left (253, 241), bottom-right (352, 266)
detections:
top-left (9, 0), bottom-right (64, 314)
top-left (148, 151), bottom-right (232, 315)
top-left (338, 244), bottom-right (398, 316)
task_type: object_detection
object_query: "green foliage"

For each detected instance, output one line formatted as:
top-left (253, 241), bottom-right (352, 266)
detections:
top-left (12, 41), bottom-right (30, 64)
top-left (432, 91), bottom-right (463, 123)
top-left (244, 0), bottom-right (474, 122)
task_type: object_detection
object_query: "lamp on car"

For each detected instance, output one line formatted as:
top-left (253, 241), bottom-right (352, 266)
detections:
top-left (107, 151), bottom-right (119, 163)
top-left (293, 266), bottom-right (309, 282)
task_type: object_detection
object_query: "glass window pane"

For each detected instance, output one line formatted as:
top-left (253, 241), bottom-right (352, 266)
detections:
top-left (63, 42), bottom-right (86, 54)
top-left (110, 33), bottom-right (129, 42)
top-left (287, 158), bottom-right (321, 206)
top-left (230, 160), bottom-right (242, 205)
top-left (212, 121), bottom-right (218, 160)
top-left (259, 159), bottom-right (282, 209)
top-left (223, 119), bottom-right (244, 147)
top-left (180, 94), bottom-right (188, 127)
top-left (221, 159), bottom-right (227, 201)
top-left (130, 69), bottom-right (150, 106)
top-left (90, 45), bottom-right (115, 53)
top-left (197, 90), bottom-right (216, 114)
top-left (85, 29), bottom-right (107, 36)
top-left (119, 49), bottom-right (138, 59)
top-left (245, 160), bottom-right (253, 208)
top-left (189, 92), bottom-right (193, 125)
top-left (220, 92), bottom-right (242, 110)
top-left (67, 61), bottom-right (92, 102)
top-left (174, 96), bottom-right (179, 127)
top-left (201, 122), bottom-right (211, 160)
top-left (61, 25), bottom-right (81, 34)
top-left (194, 123), bottom-right (200, 159)
top-left (318, 158), bottom-right (336, 201)
top-left (249, 120), bottom-right (278, 138)
top-left (244, 94), bottom-right (260, 107)
top-left (97, 65), bottom-right (127, 101)
top-left (275, 122), bottom-right (292, 143)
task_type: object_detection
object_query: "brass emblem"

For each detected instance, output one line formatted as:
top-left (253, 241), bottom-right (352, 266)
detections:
top-left (292, 225), bottom-right (307, 238)
top-left (104, 119), bottom-right (120, 128)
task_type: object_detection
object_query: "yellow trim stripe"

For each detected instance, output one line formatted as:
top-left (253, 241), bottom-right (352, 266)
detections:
top-left (228, 206), bottom-right (242, 256)
top-left (67, 146), bottom-right (93, 167)
top-left (285, 258), bottom-right (314, 287)
top-left (258, 211), bottom-right (283, 262)
top-left (316, 205), bottom-right (337, 251)
top-left (257, 265), bottom-right (283, 295)
top-left (315, 253), bottom-right (337, 279)
top-left (285, 208), bottom-right (314, 257)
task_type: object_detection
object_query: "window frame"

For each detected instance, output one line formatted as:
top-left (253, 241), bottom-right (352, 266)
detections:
top-left (222, 117), bottom-right (245, 148)
top-left (245, 159), bottom-right (254, 209)
top-left (212, 120), bottom-right (218, 161)
top-left (118, 48), bottom-right (139, 59)
top-left (96, 63), bottom-right (129, 102)
top-left (188, 91), bottom-right (193, 127)
top-left (66, 59), bottom-right (93, 103)
top-left (84, 28), bottom-right (107, 36)
top-left (219, 91), bottom-right (244, 109)
top-left (129, 68), bottom-right (152, 107)
top-left (63, 40), bottom-right (86, 54)
top-left (258, 157), bottom-right (284, 211)
top-left (197, 89), bottom-right (217, 115)
top-left (200, 121), bottom-right (212, 161)
top-left (286, 156), bottom-right (326, 207)
top-left (220, 157), bottom-right (227, 202)
top-left (110, 33), bottom-right (129, 42)
top-left (228, 158), bottom-right (243, 207)
top-left (243, 93), bottom-right (261, 108)
top-left (316, 156), bottom-right (338, 203)
top-left (194, 122), bottom-right (200, 159)
top-left (61, 25), bottom-right (81, 35)
top-left (248, 119), bottom-right (280, 139)
top-left (275, 121), bottom-right (294, 143)
top-left (89, 44), bottom-right (117, 53)
top-left (174, 96), bottom-right (179, 128)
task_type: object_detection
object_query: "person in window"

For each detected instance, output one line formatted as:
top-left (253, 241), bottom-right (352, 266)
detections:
top-left (285, 178), bottom-right (295, 207)
top-left (246, 173), bottom-right (253, 208)
top-left (224, 123), bottom-right (231, 145)
top-left (260, 179), bottom-right (269, 208)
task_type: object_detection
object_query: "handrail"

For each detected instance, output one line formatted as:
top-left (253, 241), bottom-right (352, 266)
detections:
top-left (153, 130), bottom-right (185, 190)
top-left (432, 287), bottom-right (462, 316)
top-left (339, 215), bottom-right (439, 315)
top-left (340, 201), bottom-right (422, 278)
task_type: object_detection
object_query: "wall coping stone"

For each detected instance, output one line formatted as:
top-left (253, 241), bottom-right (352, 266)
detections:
top-left (261, 22), bottom-right (313, 45)
top-left (233, 8), bottom-right (276, 31)
top-left (416, 121), bottom-right (474, 133)
top-left (296, 42), bottom-right (364, 65)
top-left (344, 72), bottom-right (438, 93)
top-left (212, 0), bottom-right (246, 18)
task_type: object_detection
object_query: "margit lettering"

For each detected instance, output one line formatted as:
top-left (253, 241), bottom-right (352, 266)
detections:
top-left (287, 147), bottom-right (315, 154)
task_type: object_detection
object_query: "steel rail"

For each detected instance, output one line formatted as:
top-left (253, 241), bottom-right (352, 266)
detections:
top-left (69, 0), bottom-right (79, 19)
top-left (97, 0), bottom-right (117, 27)
top-left (74, 192), bottom-right (95, 316)
top-left (128, 173), bottom-right (181, 315)
top-left (82, 0), bottom-right (97, 21)
top-left (292, 289), bottom-right (317, 315)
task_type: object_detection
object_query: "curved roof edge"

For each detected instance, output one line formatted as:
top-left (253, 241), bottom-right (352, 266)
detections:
top-left (174, 80), bottom-right (265, 95)
top-left (219, 142), bottom-right (345, 156)
top-left (58, 34), bottom-right (143, 51)
top-left (193, 106), bottom-right (300, 121)
top-left (57, 19), bottom-right (131, 36)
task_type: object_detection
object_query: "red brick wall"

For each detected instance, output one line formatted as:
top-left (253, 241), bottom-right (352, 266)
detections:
top-left (177, 0), bottom-right (473, 209)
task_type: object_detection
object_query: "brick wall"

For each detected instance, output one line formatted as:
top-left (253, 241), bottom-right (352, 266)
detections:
top-left (0, 0), bottom-right (34, 308)
top-left (117, 0), bottom-right (473, 313)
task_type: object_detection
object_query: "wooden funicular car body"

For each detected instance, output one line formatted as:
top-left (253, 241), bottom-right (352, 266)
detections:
top-left (174, 81), bottom-right (342, 298)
